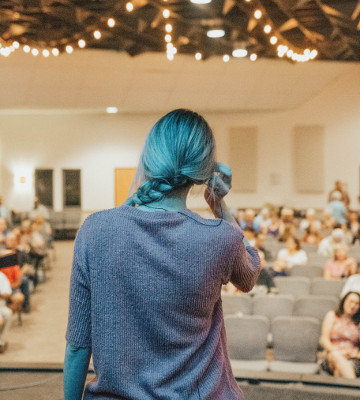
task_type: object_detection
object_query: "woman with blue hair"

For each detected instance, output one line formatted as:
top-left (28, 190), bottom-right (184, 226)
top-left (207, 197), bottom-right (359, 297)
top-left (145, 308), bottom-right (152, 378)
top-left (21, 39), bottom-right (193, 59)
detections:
top-left (64, 109), bottom-right (260, 400)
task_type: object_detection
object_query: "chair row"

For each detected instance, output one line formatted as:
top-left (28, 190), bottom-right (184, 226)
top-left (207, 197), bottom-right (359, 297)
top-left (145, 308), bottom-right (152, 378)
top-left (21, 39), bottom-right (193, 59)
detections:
top-left (274, 276), bottom-right (346, 298)
top-left (222, 294), bottom-right (338, 323)
top-left (225, 315), bottom-right (321, 374)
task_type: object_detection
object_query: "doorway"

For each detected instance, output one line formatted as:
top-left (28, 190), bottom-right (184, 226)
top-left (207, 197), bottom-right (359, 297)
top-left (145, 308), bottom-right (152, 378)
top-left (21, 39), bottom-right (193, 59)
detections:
top-left (115, 168), bottom-right (136, 207)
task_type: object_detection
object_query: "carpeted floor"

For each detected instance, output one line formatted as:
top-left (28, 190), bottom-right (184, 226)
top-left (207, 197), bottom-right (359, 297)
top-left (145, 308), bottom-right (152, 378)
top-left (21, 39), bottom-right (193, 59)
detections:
top-left (0, 241), bottom-right (74, 364)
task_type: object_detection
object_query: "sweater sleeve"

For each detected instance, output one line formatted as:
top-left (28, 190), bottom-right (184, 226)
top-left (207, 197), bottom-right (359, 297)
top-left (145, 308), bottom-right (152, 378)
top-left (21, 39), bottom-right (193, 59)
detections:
top-left (65, 223), bottom-right (92, 348)
top-left (225, 227), bottom-right (261, 293)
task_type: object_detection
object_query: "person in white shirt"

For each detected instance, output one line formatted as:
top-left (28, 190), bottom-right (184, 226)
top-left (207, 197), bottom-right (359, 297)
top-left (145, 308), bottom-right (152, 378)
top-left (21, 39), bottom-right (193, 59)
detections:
top-left (341, 274), bottom-right (360, 298)
top-left (277, 236), bottom-right (308, 267)
top-left (0, 271), bottom-right (13, 353)
top-left (318, 228), bottom-right (347, 257)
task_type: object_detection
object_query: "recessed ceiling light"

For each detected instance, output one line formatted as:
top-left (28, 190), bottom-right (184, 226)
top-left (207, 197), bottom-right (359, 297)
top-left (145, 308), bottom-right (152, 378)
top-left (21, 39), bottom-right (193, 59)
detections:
top-left (232, 48), bottom-right (248, 58)
top-left (207, 29), bottom-right (225, 38)
top-left (190, 0), bottom-right (211, 3)
top-left (106, 107), bottom-right (118, 114)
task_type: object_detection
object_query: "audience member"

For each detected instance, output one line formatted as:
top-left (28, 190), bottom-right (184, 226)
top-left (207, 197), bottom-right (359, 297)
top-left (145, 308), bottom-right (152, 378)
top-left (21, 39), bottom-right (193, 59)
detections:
top-left (318, 228), bottom-right (347, 257)
top-left (254, 232), bottom-right (272, 261)
top-left (278, 208), bottom-right (296, 242)
top-left (341, 274), bottom-right (360, 298)
top-left (238, 208), bottom-right (261, 232)
top-left (254, 207), bottom-right (271, 232)
top-left (266, 211), bottom-right (281, 238)
top-left (33, 214), bottom-right (53, 249)
top-left (0, 271), bottom-right (12, 354)
top-left (322, 208), bottom-right (336, 231)
top-left (328, 191), bottom-right (347, 227)
top-left (0, 197), bottom-right (9, 222)
top-left (302, 220), bottom-right (323, 245)
top-left (276, 236), bottom-right (308, 267)
top-left (299, 208), bottom-right (317, 231)
top-left (328, 180), bottom-right (350, 209)
top-left (324, 244), bottom-right (357, 280)
top-left (249, 251), bottom-right (277, 295)
top-left (320, 292), bottom-right (360, 378)
top-left (1, 262), bottom-right (25, 314)
top-left (243, 226), bottom-right (256, 246)
top-left (0, 218), bottom-right (10, 250)
top-left (348, 211), bottom-right (359, 242)
top-left (29, 197), bottom-right (50, 221)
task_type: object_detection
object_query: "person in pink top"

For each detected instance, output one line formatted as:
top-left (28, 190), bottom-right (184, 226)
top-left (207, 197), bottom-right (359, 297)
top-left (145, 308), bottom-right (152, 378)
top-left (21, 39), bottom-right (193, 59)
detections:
top-left (324, 244), bottom-right (357, 280)
top-left (320, 292), bottom-right (360, 378)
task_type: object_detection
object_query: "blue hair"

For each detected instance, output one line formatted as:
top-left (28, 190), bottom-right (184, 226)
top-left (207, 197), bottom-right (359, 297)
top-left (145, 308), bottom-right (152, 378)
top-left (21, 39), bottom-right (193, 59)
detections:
top-left (126, 109), bottom-right (216, 206)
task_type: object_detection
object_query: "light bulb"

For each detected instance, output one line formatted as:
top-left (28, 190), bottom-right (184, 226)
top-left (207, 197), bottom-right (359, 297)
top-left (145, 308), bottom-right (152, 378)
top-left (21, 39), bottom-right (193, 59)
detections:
top-left (42, 49), bottom-right (50, 57)
top-left (270, 36), bottom-right (278, 45)
top-left (223, 54), bottom-right (230, 62)
top-left (78, 39), bottom-right (86, 48)
top-left (207, 29), bottom-right (225, 38)
top-left (167, 52), bottom-right (174, 61)
top-left (93, 30), bottom-right (101, 40)
top-left (195, 52), bottom-right (202, 60)
top-left (250, 53), bottom-right (257, 61)
top-left (107, 18), bottom-right (116, 28)
top-left (66, 45), bottom-right (73, 54)
top-left (165, 34), bottom-right (172, 42)
top-left (126, 2), bottom-right (134, 11)
top-left (163, 9), bottom-right (170, 18)
top-left (254, 10), bottom-right (262, 19)
top-left (264, 25), bottom-right (271, 34)
top-left (23, 45), bottom-right (30, 53)
top-left (12, 41), bottom-right (20, 49)
top-left (31, 48), bottom-right (39, 56)
top-left (52, 48), bottom-right (59, 56)
top-left (165, 24), bottom-right (172, 33)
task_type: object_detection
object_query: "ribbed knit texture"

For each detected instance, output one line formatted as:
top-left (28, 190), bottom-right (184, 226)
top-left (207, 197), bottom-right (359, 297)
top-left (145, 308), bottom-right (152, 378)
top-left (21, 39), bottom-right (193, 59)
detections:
top-left (66, 205), bottom-right (260, 400)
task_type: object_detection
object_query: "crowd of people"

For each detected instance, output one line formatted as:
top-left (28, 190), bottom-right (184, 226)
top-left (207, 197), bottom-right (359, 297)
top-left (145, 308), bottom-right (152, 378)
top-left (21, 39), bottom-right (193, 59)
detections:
top-left (0, 197), bottom-right (52, 353)
top-left (224, 180), bottom-right (360, 378)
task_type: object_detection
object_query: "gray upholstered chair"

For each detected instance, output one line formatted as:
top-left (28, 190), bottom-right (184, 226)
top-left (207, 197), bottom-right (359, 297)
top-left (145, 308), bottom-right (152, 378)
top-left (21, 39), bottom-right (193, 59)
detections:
top-left (225, 315), bottom-right (270, 372)
top-left (273, 276), bottom-right (311, 299)
top-left (269, 316), bottom-right (321, 374)
top-left (294, 295), bottom-right (338, 322)
top-left (221, 294), bottom-right (252, 316)
top-left (311, 278), bottom-right (346, 298)
top-left (252, 294), bottom-right (294, 323)
top-left (289, 264), bottom-right (323, 279)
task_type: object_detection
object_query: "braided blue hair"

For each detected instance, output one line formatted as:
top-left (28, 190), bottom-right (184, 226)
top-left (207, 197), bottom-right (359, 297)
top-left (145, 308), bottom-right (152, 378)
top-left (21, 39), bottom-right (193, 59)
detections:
top-left (126, 109), bottom-right (216, 206)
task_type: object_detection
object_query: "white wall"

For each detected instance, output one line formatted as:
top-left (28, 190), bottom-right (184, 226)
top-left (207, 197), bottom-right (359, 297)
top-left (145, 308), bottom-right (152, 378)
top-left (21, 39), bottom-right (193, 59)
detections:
top-left (0, 65), bottom-right (359, 213)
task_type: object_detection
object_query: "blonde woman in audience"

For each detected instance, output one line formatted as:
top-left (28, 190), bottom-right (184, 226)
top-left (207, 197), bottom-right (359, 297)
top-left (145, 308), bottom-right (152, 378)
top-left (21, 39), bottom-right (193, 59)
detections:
top-left (324, 244), bottom-right (357, 280)
top-left (320, 292), bottom-right (360, 378)
top-left (322, 208), bottom-right (336, 231)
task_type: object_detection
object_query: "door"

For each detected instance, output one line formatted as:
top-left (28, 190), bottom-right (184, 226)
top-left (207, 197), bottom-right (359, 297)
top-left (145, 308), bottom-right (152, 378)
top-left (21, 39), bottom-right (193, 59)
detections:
top-left (115, 168), bottom-right (136, 207)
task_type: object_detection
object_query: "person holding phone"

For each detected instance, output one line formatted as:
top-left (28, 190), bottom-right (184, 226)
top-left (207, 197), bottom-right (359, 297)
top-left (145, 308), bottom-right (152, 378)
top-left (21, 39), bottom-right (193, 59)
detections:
top-left (64, 109), bottom-right (260, 400)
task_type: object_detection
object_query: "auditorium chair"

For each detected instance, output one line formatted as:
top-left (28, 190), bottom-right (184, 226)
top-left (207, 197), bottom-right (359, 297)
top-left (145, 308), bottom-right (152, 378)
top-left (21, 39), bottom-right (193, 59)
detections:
top-left (289, 264), bottom-right (323, 279)
top-left (294, 295), bottom-right (338, 322)
top-left (273, 276), bottom-right (311, 299)
top-left (221, 294), bottom-right (252, 316)
top-left (311, 278), bottom-right (346, 298)
top-left (252, 295), bottom-right (294, 323)
top-left (269, 316), bottom-right (320, 374)
top-left (225, 315), bottom-right (270, 372)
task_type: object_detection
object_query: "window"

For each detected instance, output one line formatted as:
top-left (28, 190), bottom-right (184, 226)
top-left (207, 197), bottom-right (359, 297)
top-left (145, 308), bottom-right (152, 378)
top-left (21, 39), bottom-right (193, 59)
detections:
top-left (35, 169), bottom-right (53, 208)
top-left (63, 169), bottom-right (81, 208)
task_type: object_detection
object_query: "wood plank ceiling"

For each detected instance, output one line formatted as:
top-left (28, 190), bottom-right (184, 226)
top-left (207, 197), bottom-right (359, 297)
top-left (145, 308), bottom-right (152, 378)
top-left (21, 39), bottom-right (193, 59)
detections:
top-left (0, 0), bottom-right (359, 61)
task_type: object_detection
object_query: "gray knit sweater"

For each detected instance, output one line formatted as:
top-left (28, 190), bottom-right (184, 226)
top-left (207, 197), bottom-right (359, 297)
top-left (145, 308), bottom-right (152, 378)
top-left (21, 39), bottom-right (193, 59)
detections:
top-left (66, 205), bottom-right (260, 400)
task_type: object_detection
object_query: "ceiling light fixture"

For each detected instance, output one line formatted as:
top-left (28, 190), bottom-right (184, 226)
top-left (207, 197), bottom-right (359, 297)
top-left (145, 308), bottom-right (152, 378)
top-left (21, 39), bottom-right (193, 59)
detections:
top-left (52, 48), bottom-right (59, 56)
top-left (66, 45), bottom-right (73, 54)
top-left (78, 39), bottom-right (86, 48)
top-left (270, 36), bottom-right (278, 45)
top-left (94, 30), bottom-right (102, 40)
top-left (23, 45), bottom-right (30, 53)
top-left (195, 52), bottom-right (202, 60)
top-left (42, 49), bottom-right (50, 57)
top-left (190, 0), bottom-right (212, 4)
top-left (232, 48), bottom-right (248, 58)
top-left (126, 2), bottom-right (134, 12)
top-left (163, 9), bottom-right (170, 18)
top-left (223, 54), bottom-right (230, 62)
top-left (107, 18), bottom-right (116, 28)
top-left (254, 10), bottom-right (262, 19)
top-left (264, 25), bottom-right (271, 34)
top-left (31, 48), bottom-right (39, 56)
top-left (207, 29), bottom-right (225, 38)
top-left (250, 53), bottom-right (257, 61)
top-left (106, 107), bottom-right (118, 114)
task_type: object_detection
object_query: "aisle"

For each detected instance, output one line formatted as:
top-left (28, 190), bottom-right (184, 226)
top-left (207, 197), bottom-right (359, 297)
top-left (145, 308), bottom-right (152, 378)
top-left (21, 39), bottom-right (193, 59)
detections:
top-left (0, 241), bottom-right (74, 364)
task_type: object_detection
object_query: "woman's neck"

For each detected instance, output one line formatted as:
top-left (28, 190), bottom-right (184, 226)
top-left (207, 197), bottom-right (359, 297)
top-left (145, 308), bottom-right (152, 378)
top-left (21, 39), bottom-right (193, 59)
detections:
top-left (137, 186), bottom-right (190, 212)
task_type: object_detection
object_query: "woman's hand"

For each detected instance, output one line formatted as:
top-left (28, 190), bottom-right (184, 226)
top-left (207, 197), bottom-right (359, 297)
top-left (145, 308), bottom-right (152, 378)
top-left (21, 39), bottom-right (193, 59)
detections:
top-left (204, 163), bottom-right (232, 217)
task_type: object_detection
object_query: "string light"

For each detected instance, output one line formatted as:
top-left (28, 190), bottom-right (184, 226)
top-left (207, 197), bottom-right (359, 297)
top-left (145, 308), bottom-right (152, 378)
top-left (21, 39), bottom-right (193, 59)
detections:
top-left (78, 39), bottom-right (86, 48)
top-left (165, 23), bottom-right (172, 33)
top-left (66, 45), bottom-right (73, 54)
top-left (165, 34), bottom-right (172, 42)
top-left (163, 9), bottom-right (170, 18)
top-left (93, 30), bottom-right (101, 40)
top-left (254, 10), bottom-right (262, 19)
top-left (223, 54), bottom-right (230, 62)
top-left (31, 48), bottom-right (39, 56)
top-left (42, 49), bottom-right (50, 57)
top-left (264, 25), bottom-right (271, 34)
top-left (250, 53), bottom-right (257, 61)
top-left (23, 45), bottom-right (30, 53)
top-left (107, 18), bottom-right (116, 28)
top-left (12, 41), bottom-right (20, 49)
top-left (270, 36), bottom-right (278, 45)
top-left (195, 52), bottom-right (202, 60)
top-left (126, 2), bottom-right (134, 12)
top-left (52, 48), bottom-right (59, 56)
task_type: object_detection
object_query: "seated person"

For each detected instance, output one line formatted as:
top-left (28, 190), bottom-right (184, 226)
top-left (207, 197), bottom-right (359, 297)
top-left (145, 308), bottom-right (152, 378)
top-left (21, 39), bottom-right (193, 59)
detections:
top-left (299, 208), bottom-right (317, 232)
top-left (0, 271), bottom-right (12, 353)
top-left (238, 208), bottom-right (261, 233)
top-left (254, 232), bottom-right (272, 261)
top-left (266, 211), bottom-right (281, 238)
top-left (320, 292), bottom-right (360, 378)
top-left (324, 244), bottom-right (357, 280)
top-left (277, 236), bottom-right (308, 267)
top-left (243, 226), bottom-right (256, 246)
top-left (328, 191), bottom-right (347, 227)
top-left (322, 207), bottom-right (336, 231)
top-left (318, 228), bottom-right (347, 258)
top-left (249, 251), bottom-right (277, 295)
top-left (254, 207), bottom-right (271, 233)
top-left (0, 218), bottom-right (10, 250)
top-left (32, 214), bottom-right (53, 249)
top-left (302, 220), bottom-right (323, 245)
top-left (1, 262), bottom-right (24, 314)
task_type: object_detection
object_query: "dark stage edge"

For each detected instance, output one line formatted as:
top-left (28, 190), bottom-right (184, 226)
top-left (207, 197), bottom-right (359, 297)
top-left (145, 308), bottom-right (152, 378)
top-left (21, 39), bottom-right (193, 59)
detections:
top-left (0, 363), bottom-right (360, 400)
